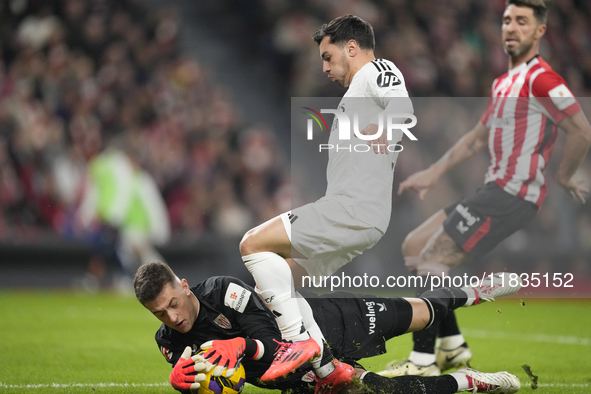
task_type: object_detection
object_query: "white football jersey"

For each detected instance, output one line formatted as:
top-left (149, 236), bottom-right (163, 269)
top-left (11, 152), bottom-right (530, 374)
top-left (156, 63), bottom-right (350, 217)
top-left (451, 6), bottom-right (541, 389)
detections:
top-left (323, 58), bottom-right (411, 232)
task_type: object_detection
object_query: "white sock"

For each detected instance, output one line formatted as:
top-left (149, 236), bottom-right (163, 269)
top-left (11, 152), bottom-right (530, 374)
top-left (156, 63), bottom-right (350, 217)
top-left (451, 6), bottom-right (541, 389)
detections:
top-left (244, 252), bottom-right (309, 342)
top-left (296, 296), bottom-right (334, 377)
top-left (404, 256), bottom-right (420, 271)
top-left (408, 350), bottom-right (436, 366)
top-left (460, 286), bottom-right (478, 306)
top-left (438, 334), bottom-right (466, 350)
top-left (296, 295), bottom-right (324, 350)
top-left (449, 372), bottom-right (470, 391)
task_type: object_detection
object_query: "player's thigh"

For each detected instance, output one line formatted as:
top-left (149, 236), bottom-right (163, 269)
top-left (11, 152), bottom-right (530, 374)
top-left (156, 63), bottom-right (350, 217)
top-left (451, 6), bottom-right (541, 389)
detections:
top-left (239, 215), bottom-right (294, 258)
top-left (291, 199), bottom-right (381, 261)
top-left (323, 295), bottom-right (413, 359)
top-left (402, 209), bottom-right (447, 257)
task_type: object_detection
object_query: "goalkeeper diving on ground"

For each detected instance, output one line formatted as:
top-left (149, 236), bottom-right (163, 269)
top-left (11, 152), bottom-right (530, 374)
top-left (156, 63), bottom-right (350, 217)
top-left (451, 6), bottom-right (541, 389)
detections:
top-left (135, 262), bottom-right (523, 394)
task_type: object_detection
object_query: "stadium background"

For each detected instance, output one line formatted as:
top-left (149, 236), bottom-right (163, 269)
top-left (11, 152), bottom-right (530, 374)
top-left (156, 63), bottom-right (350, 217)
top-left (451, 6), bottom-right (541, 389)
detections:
top-left (0, 0), bottom-right (590, 294)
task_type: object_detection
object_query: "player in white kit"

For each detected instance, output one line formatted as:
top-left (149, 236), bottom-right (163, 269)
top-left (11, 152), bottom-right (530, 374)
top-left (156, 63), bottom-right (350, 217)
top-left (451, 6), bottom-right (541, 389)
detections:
top-left (235, 14), bottom-right (413, 392)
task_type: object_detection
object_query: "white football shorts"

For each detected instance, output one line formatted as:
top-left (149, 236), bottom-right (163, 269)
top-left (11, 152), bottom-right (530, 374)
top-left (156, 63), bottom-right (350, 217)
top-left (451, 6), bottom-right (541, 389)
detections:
top-left (280, 196), bottom-right (384, 278)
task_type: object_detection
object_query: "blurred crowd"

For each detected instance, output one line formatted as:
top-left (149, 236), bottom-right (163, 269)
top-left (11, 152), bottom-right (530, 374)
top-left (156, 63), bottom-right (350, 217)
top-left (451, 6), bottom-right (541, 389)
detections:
top-left (244, 0), bottom-right (591, 97)
top-left (0, 0), bottom-right (290, 248)
top-left (0, 0), bottom-right (590, 280)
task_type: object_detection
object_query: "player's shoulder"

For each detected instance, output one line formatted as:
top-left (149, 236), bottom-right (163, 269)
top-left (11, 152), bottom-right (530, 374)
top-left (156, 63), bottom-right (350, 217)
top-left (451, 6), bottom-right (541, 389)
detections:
top-left (492, 72), bottom-right (509, 90)
top-left (359, 58), bottom-right (405, 91)
top-left (195, 275), bottom-right (255, 313)
top-left (528, 57), bottom-right (570, 97)
top-left (194, 275), bottom-right (249, 294)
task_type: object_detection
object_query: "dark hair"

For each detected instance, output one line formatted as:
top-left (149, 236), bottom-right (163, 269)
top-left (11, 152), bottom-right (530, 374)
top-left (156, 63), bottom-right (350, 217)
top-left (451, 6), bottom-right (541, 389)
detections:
top-left (506, 0), bottom-right (547, 24)
top-left (134, 261), bottom-right (178, 305)
top-left (312, 15), bottom-right (375, 51)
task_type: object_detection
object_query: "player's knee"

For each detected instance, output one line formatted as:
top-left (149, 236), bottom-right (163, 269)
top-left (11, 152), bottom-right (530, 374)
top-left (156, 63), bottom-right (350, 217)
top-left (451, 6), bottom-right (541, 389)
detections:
top-left (239, 228), bottom-right (258, 256)
top-left (402, 230), bottom-right (422, 257)
top-left (421, 295), bottom-right (449, 326)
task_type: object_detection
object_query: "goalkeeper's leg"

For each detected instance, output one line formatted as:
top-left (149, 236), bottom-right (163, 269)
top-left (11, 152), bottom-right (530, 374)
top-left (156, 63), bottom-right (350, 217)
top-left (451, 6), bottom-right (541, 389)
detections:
top-left (360, 369), bottom-right (520, 394)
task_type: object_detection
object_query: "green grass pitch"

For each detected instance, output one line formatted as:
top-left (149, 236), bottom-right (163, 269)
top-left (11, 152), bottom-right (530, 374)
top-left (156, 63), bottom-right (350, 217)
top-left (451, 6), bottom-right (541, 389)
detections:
top-left (0, 291), bottom-right (589, 393)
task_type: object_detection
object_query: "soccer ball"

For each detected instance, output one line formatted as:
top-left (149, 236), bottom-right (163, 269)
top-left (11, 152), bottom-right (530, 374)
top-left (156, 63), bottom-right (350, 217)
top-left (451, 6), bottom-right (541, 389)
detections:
top-left (193, 351), bottom-right (246, 394)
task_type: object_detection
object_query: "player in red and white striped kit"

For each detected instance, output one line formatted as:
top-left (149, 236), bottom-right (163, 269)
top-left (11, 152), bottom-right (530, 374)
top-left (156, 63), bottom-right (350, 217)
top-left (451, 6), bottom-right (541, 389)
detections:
top-left (386, 0), bottom-right (591, 377)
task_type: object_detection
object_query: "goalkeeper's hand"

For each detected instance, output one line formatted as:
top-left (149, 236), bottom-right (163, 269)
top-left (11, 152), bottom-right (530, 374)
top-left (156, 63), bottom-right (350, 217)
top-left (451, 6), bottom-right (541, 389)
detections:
top-left (169, 346), bottom-right (208, 391)
top-left (200, 338), bottom-right (246, 377)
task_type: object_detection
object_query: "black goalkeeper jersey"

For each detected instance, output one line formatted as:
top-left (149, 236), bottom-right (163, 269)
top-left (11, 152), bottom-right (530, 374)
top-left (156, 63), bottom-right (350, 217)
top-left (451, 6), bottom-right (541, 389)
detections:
top-left (155, 276), bottom-right (409, 392)
top-left (155, 276), bottom-right (311, 390)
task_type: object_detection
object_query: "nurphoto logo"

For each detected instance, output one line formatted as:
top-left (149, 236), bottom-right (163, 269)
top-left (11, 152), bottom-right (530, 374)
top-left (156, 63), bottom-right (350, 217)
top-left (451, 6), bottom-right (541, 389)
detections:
top-left (302, 107), bottom-right (417, 152)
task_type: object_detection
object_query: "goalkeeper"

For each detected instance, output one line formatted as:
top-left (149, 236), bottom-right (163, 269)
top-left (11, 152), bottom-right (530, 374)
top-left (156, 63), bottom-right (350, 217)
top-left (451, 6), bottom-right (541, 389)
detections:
top-left (135, 262), bottom-right (522, 394)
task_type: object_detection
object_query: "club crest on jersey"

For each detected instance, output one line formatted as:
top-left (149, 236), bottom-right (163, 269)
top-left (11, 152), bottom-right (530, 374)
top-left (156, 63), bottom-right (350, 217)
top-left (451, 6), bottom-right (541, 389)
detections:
top-left (160, 346), bottom-right (173, 361)
top-left (376, 71), bottom-right (401, 88)
top-left (213, 313), bottom-right (233, 329)
top-left (225, 283), bottom-right (251, 313)
top-left (509, 82), bottom-right (523, 97)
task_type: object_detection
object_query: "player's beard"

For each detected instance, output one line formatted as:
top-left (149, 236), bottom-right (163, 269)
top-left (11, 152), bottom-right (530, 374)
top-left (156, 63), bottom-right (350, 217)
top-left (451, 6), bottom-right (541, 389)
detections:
top-left (333, 60), bottom-right (350, 88)
top-left (504, 33), bottom-right (535, 61)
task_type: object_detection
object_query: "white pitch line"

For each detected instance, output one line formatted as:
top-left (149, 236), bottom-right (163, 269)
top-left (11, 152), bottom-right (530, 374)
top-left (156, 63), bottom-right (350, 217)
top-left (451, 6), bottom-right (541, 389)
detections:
top-left (0, 382), bottom-right (169, 389)
top-left (533, 384), bottom-right (590, 387)
top-left (462, 328), bottom-right (590, 346)
top-left (1, 381), bottom-right (588, 389)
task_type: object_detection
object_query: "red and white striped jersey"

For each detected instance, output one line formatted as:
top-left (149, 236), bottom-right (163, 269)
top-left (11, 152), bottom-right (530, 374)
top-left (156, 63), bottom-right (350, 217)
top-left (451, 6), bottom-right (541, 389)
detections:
top-left (480, 55), bottom-right (581, 207)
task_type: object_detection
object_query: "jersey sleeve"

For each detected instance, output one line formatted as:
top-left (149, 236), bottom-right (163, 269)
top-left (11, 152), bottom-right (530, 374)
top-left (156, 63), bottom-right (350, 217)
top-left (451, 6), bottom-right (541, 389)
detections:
top-left (155, 327), bottom-right (186, 366)
top-left (531, 71), bottom-right (581, 124)
top-left (219, 277), bottom-right (282, 363)
top-left (366, 60), bottom-right (408, 107)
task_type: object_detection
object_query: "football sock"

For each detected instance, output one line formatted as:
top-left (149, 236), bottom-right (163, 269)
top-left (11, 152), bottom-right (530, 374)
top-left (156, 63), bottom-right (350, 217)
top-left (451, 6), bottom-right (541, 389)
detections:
top-left (439, 334), bottom-right (466, 350)
top-left (295, 296), bottom-right (336, 378)
top-left (413, 279), bottom-right (468, 356)
top-left (449, 371), bottom-right (471, 391)
top-left (312, 342), bottom-right (336, 378)
top-left (438, 309), bottom-right (462, 337)
top-left (420, 287), bottom-right (469, 319)
top-left (412, 275), bottom-right (438, 356)
top-left (405, 256), bottom-right (420, 271)
top-left (409, 350), bottom-right (436, 366)
top-left (244, 252), bottom-right (309, 342)
top-left (361, 371), bottom-right (459, 394)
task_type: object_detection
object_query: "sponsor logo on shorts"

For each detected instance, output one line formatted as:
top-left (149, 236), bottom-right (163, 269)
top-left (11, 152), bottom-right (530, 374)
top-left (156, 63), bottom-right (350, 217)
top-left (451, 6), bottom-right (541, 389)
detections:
top-left (456, 221), bottom-right (469, 234)
top-left (213, 313), bottom-right (232, 329)
top-left (288, 212), bottom-right (298, 224)
top-left (455, 204), bottom-right (480, 234)
top-left (365, 301), bottom-right (381, 335)
top-left (225, 283), bottom-right (251, 313)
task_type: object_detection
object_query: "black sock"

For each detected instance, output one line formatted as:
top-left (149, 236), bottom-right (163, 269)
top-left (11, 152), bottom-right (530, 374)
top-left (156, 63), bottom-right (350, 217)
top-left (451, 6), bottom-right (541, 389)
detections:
top-left (439, 310), bottom-right (462, 338)
top-left (412, 275), bottom-right (438, 354)
top-left (361, 372), bottom-right (458, 394)
top-left (412, 285), bottom-right (468, 354)
top-left (319, 341), bottom-right (335, 366)
top-left (421, 287), bottom-right (468, 316)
